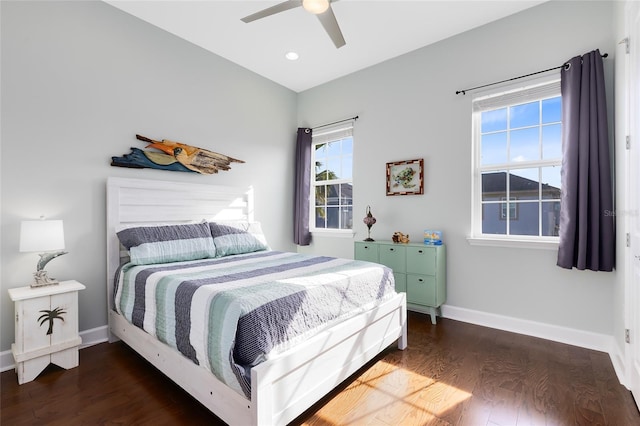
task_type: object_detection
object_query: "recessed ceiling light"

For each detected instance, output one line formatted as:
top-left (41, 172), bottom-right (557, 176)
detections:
top-left (285, 51), bottom-right (299, 61)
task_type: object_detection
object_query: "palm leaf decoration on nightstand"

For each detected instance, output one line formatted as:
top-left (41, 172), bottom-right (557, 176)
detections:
top-left (38, 307), bottom-right (66, 335)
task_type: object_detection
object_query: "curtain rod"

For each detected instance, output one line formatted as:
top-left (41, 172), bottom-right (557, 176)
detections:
top-left (312, 115), bottom-right (359, 130)
top-left (455, 53), bottom-right (608, 95)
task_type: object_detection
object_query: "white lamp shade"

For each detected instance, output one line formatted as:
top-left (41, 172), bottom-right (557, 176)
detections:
top-left (19, 220), bottom-right (65, 252)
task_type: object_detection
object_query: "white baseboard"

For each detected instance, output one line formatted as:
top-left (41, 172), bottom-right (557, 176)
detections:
top-left (441, 304), bottom-right (627, 386)
top-left (78, 325), bottom-right (110, 349)
top-left (0, 325), bottom-right (109, 373)
top-left (0, 350), bottom-right (15, 373)
top-left (608, 339), bottom-right (630, 390)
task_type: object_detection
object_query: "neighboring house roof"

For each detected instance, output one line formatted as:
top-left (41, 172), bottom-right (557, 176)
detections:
top-left (482, 171), bottom-right (560, 197)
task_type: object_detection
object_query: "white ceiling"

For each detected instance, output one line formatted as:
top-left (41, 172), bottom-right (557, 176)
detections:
top-left (104, 0), bottom-right (547, 92)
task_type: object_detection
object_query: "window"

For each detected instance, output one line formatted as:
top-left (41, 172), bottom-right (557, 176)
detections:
top-left (310, 122), bottom-right (354, 233)
top-left (470, 76), bottom-right (562, 246)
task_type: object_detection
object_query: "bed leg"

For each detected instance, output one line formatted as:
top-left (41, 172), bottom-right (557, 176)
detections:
top-left (398, 298), bottom-right (408, 350)
top-left (398, 324), bottom-right (408, 350)
top-left (251, 366), bottom-right (273, 425)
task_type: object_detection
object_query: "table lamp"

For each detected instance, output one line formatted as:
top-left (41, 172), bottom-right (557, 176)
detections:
top-left (363, 205), bottom-right (376, 242)
top-left (19, 218), bottom-right (68, 287)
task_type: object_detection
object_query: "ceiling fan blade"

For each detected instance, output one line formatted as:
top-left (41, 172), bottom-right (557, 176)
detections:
top-left (241, 0), bottom-right (302, 23)
top-left (316, 4), bottom-right (345, 48)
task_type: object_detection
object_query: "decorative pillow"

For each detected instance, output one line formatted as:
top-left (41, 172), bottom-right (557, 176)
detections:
top-left (209, 222), bottom-right (269, 257)
top-left (212, 221), bottom-right (269, 245)
top-left (117, 222), bottom-right (216, 265)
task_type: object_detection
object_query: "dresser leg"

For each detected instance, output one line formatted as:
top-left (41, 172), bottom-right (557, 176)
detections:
top-left (429, 307), bottom-right (437, 324)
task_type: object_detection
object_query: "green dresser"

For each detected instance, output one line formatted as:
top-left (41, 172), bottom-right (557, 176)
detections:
top-left (355, 241), bottom-right (446, 324)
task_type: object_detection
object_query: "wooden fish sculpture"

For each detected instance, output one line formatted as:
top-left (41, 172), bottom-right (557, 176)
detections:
top-left (111, 147), bottom-right (195, 173)
top-left (137, 134), bottom-right (244, 175)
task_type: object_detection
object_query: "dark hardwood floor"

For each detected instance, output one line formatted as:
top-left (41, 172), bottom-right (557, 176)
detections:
top-left (2, 312), bottom-right (638, 425)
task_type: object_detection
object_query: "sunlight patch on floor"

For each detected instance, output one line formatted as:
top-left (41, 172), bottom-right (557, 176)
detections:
top-left (306, 359), bottom-right (472, 425)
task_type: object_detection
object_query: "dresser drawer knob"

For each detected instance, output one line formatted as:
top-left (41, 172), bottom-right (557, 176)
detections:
top-left (418, 278), bottom-right (424, 282)
top-left (418, 250), bottom-right (423, 254)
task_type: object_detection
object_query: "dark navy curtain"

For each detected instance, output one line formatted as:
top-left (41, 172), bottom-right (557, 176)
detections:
top-left (294, 128), bottom-right (312, 246)
top-left (557, 49), bottom-right (615, 271)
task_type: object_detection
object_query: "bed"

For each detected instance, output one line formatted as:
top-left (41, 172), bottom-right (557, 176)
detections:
top-left (106, 176), bottom-right (407, 425)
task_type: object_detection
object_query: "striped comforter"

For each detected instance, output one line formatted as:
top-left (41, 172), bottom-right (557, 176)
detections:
top-left (114, 250), bottom-right (395, 398)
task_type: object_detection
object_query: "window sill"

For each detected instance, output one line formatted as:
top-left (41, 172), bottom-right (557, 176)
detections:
top-left (467, 236), bottom-right (559, 250)
top-left (310, 230), bottom-right (355, 239)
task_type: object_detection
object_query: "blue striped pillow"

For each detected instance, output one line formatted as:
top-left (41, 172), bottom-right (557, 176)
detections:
top-left (209, 222), bottom-right (268, 257)
top-left (117, 222), bottom-right (216, 265)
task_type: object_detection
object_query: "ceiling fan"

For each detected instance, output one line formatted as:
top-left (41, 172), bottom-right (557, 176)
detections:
top-left (241, 0), bottom-right (346, 49)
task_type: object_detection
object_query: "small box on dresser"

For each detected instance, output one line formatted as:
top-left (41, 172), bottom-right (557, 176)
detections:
top-left (8, 280), bottom-right (85, 384)
top-left (355, 241), bottom-right (446, 324)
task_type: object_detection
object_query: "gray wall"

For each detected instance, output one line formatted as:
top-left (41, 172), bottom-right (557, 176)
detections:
top-left (297, 1), bottom-right (619, 336)
top-left (1, 1), bottom-right (297, 351)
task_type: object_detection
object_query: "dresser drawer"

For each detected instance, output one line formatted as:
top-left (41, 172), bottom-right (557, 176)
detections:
top-left (379, 245), bottom-right (406, 272)
top-left (354, 242), bottom-right (379, 263)
top-left (393, 272), bottom-right (407, 294)
top-left (406, 274), bottom-right (436, 307)
top-left (406, 246), bottom-right (436, 275)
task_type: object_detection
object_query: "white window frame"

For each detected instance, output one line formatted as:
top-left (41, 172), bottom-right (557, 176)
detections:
top-left (309, 121), bottom-right (355, 236)
top-left (468, 74), bottom-right (561, 250)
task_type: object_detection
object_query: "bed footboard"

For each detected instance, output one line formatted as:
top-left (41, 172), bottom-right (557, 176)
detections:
top-left (109, 292), bottom-right (406, 425)
top-left (252, 292), bottom-right (407, 425)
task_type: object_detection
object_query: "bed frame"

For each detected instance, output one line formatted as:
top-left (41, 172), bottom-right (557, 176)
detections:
top-left (106, 176), bottom-right (407, 425)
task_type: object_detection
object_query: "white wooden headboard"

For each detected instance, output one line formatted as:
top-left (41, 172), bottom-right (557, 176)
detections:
top-left (106, 176), bottom-right (253, 313)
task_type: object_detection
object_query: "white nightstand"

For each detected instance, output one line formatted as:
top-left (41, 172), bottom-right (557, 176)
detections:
top-left (8, 280), bottom-right (85, 384)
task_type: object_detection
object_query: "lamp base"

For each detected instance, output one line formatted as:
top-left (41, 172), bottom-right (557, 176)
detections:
top-left (364, 227), bottom-right (374, 242)
top-left (30, 270), bottom-right (60, 288)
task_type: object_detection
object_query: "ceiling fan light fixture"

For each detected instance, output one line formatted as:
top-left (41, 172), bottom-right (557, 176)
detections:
top-left (302, 0), bottom-right (329, 15)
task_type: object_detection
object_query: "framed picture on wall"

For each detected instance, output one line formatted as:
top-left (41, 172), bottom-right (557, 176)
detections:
top-left (386, 158), bottom-right (424, 196)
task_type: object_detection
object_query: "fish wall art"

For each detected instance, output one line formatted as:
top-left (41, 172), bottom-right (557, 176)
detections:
top-left (111, 134), bottom-right (245, 175)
